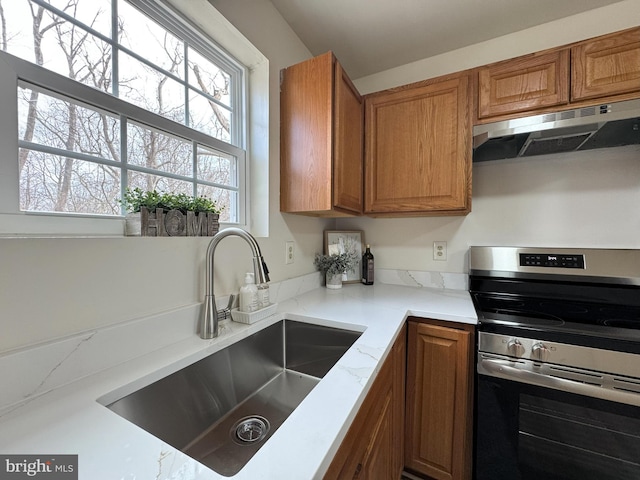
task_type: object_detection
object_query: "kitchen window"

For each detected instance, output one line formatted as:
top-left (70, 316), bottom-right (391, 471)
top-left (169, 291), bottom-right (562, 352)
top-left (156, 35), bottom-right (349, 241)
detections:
top-left (0, 0), bottom-right (252, 233)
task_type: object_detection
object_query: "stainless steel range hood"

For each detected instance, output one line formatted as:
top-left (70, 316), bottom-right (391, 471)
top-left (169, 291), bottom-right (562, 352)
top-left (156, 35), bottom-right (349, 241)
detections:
top-left (473, 98), bottom-right (640, 162)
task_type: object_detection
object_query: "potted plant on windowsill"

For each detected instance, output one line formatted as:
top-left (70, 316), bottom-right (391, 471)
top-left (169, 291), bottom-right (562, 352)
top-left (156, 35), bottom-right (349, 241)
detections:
top-left (119, 188), bottom-right (222, 237)
top-left (314, 251), bottom-right (358, 289)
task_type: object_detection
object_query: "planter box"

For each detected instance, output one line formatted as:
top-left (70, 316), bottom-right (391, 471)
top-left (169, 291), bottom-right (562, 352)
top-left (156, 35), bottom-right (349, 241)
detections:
top-left (125, 207), bottom-right (220, 237)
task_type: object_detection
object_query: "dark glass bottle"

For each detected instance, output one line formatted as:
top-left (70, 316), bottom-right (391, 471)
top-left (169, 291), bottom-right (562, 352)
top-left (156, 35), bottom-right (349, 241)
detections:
top-left (362, 244), bottom-right (374, 285)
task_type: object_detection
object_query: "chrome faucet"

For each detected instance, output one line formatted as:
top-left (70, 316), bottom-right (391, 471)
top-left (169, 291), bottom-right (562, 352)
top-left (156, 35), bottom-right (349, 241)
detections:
top-left (201, 227), bottom-right (270, 339)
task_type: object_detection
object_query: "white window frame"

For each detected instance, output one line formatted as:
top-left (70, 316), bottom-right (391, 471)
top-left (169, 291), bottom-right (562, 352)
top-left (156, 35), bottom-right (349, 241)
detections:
top-left (0, 0), bottom-right (258, 236)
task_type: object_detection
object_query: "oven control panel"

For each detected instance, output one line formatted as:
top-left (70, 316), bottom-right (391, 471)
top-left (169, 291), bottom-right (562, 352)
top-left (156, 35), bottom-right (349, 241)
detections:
top-left (505, 338), bottom-right (549, 361)
top-left (519, 253), bottom-right (585, 268)
top-left (477, 332), bottom-right (640, 407)
top-left (478, 332), bottom-right (639, 379)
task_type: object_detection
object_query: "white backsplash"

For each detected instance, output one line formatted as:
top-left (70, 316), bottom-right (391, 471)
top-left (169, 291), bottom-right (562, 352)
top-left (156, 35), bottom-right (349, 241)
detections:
top-left (0, 268), bottom-right (465, 415)
top-left (376, 268), bottom-right (468, 290)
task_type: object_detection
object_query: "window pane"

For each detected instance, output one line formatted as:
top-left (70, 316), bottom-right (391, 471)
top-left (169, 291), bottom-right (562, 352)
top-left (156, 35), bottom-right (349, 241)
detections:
top-left (128, 171), bottom-right (192, 196)
top-left (45, 0), bottom-right (113, 38)
top-left (119, 51), bottom-right (185, 123)
top-left (127, 122), bottom-right (192, 176)
top-left (5, 0), bottom-right (243, 224)
top-left (118, 0), bottom-right (184, 78)
top-left (18, 86), bottom-right (121, 162)
top-left (187, 47), bottom-right (231, 107)
top-left (189, 90), bottom-right (232, 142)
top-left (1, 1), bottom-right (112, 93)
top-left (197, 146), bottom-right (236, 187)
top-left (48, 25), bottom-right (112, 92)
top-left (0, 2), bottom-right (39, 61)
top-left (198, 184), bottom-right (235, 223)
top-left (20, 150), bottom-right (121, 214)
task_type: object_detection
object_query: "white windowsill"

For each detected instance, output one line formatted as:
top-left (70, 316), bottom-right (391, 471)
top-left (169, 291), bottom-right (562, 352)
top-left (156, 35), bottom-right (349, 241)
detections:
top-left (0, 212), bottom-right (248, 238)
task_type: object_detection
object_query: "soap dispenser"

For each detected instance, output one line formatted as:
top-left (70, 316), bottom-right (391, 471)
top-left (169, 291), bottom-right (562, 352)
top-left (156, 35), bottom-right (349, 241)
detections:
top-left (239, 272), bottom-right (259, 312)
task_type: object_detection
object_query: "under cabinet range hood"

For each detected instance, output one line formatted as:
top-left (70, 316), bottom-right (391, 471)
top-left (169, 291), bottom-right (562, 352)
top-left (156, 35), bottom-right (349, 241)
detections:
top-left (473, 98), bottom-right (640, 162)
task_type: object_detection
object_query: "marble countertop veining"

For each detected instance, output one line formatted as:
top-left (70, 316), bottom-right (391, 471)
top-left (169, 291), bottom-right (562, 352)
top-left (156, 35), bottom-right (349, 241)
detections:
top-left (0, 282), bottom-right (476, 480)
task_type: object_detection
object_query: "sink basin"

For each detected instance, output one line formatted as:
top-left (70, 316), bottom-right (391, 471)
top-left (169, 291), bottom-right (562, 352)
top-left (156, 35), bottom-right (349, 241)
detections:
top-left (103, 319), bottom-right (361, 476)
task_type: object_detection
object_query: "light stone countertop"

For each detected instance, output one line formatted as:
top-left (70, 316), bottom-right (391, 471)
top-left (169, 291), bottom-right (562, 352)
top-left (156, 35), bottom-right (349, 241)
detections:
top-left (0, 281), bottom-right (476, 480)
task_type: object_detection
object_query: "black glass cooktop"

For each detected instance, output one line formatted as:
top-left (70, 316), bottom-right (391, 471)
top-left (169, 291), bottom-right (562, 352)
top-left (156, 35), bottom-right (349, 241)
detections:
top-left (472, 293), bottom-right (640, 329)
top-left (470, 277), bottom-right (640, 353)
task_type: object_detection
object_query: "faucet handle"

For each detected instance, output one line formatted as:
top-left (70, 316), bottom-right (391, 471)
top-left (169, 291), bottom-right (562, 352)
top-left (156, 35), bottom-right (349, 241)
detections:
top-left (215, 294), bottom-right (235, 321)
top-left (227, 294), bottom-right (236, 310)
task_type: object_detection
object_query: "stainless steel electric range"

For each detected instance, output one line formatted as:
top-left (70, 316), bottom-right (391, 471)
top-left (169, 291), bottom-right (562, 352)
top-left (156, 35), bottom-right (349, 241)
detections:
top-left (469, 246), bottom-right (640, 480)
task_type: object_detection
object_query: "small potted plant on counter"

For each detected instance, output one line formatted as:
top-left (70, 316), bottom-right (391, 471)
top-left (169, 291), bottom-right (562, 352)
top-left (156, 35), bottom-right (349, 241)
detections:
top-left (119, 187), bottom-right (222, 237)
top-left (314, 251), bottom-right (358, 289)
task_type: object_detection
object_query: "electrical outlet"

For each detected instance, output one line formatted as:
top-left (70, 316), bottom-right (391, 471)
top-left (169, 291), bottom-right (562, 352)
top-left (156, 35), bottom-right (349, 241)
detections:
top-left (433, 241), bottom-right (447, 261)
top-left (285, 241), bottom-right (295, 264)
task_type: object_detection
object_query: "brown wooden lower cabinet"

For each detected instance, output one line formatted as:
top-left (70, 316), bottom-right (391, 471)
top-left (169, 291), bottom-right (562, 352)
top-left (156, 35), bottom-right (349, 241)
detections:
top-left (324, 325), bottom-right (406, 479)
top-left (404, 318), bottom-right (474, 480)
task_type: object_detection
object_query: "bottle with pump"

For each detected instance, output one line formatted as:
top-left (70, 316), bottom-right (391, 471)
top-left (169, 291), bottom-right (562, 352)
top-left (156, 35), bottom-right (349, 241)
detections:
top-left (239, 272), bottom-right (259, 312)
top-left (362, 244), bottom-right (374, 285)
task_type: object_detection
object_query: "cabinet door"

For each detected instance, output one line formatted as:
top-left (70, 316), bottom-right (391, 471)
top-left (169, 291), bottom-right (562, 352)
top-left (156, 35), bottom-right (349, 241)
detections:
top-left (478, 50), bottom-right (569, 119)
top-left (571, 27), bottom-right (640, 102)
top-left (333, 382), bottom-right (396, 480)
top-left (280, 52), bottom-right (363, 216)
top-left (365, 74), bottom-right (471, 216)
top-left (333, 61), bottom-right (364, 214)
top-left (280, 52), bottom-right (333, 214)
top-left (405, 320), bottom-right (473, 480)
top-left (324, 326), bottom-right (405, 479)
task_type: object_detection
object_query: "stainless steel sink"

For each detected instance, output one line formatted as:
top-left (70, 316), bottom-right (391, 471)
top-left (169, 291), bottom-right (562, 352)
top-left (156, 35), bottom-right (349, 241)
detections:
top-left (104, 319), bottom-right (361, 477)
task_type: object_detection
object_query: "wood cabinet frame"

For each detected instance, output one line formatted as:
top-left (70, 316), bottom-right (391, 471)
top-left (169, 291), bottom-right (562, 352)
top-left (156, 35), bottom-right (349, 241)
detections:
top-left (280, 52), bottom-right (364, 216)
top-left (404, 318), bottom-right (474, 480)
top-left (571, 27), bottom-right (640, 102)
top-left (281, 28), bottom-right (639, 217)
top-left (475, 26), bottom-right (640, 124)
top-left (364, 73), bottom-right (472, 216)
top-left (324, 325), bottom-right (406, 479)
top-left (477, 50), bottom-right (569, 119)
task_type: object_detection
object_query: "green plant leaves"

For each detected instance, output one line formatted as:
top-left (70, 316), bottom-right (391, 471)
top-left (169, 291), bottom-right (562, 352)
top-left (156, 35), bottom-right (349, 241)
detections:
top-left (313, 252), bottom-right (358, 276)
top-left (118, 187), bottom-right (222, 214)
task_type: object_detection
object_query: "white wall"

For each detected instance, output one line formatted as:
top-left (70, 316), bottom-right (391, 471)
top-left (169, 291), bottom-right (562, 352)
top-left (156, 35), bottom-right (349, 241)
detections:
top-left (0, 0), bottom-right (329, 353)
top-left (338, 0), bottom-right (640, 274)
top-left (0, 0), bottom-right (638, 353)
top-left (354, 0), bottom-right (640, 94)
top-left (339, 147), bottom-right (640, 273)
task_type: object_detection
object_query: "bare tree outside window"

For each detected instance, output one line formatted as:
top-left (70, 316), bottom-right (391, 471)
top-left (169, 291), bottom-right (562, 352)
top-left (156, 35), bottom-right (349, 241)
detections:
top-left (1, 0), bottom-right (240, 222)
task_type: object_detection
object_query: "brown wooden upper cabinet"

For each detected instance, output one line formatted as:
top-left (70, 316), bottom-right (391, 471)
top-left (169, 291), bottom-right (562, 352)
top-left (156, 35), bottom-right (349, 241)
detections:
top-left (477, 27), bottom-right (640, 122)
top-left (477, 50), bottom-right (570, 119)
top-left (280, 52), bottom-right (364, 216)
top-left (364, 73), bottom-right (472, 216)
top-left (571, 27), bottom-right (640, 102)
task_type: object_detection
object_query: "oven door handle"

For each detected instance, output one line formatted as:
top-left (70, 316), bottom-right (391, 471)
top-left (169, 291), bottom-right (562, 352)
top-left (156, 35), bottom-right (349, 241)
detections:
top-left (479, 357), bottom-right (640, 407)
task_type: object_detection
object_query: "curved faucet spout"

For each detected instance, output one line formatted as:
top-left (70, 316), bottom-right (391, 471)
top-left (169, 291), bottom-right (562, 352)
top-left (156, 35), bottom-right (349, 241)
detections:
top-left (201, 227), bottom-right (270, 339)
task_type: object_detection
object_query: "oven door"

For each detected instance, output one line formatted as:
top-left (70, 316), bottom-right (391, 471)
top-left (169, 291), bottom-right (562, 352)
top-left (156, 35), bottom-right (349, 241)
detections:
top-left (475, 364), bottom-right (640, 480)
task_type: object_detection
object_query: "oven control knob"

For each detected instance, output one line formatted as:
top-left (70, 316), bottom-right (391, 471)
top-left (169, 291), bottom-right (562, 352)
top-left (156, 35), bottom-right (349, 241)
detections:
top-left (506, 339), bottom-right (525, 357)
top-left (531, 342), bottom-right (550, 362)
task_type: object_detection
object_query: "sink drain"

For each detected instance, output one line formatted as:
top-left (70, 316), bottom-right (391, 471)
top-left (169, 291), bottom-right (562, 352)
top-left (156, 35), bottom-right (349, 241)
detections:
top-left (232, 416), bottom-right (270, 445)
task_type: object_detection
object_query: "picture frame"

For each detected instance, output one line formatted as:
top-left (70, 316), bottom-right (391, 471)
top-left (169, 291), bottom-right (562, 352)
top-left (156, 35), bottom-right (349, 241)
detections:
top-left (324, 230), bottom-right (364, 284)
